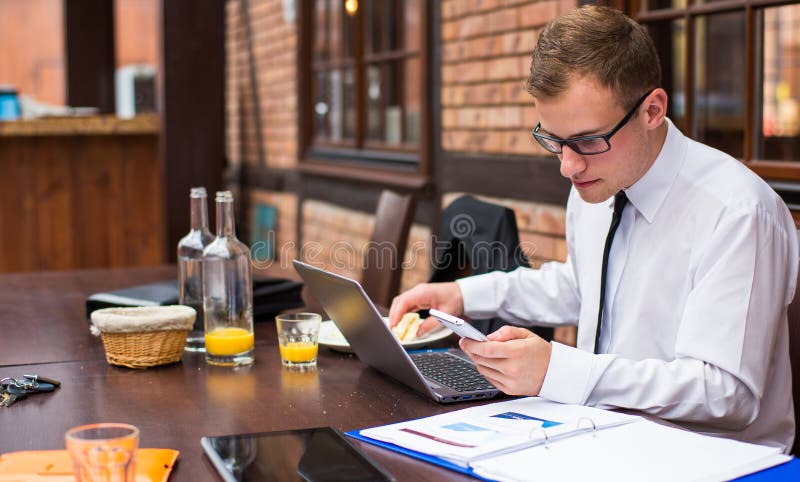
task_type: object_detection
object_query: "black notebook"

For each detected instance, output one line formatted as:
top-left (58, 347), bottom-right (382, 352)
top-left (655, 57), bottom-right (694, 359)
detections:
top-left (86, 278), bottom-right (304, 321)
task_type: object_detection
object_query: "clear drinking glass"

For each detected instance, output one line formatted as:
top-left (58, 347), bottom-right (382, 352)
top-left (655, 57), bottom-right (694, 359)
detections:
top-left (203, 191), bottom-right (254, 366)
top-left (178, 187), bottom-right (214, 352)
top-left (65, 423), bottom-right (139, 482)
top-left (276, 313), bottom-right (322, 369)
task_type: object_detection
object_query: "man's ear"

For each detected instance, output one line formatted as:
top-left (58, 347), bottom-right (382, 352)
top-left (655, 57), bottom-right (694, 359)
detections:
top-left (645, 88), bottom-right (668, 129)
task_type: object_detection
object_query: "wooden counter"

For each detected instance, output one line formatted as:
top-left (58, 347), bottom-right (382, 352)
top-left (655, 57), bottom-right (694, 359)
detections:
top-left (0, 114), bottom-right (164, 273)
top-left (0, 113), bottom-right (159, 137)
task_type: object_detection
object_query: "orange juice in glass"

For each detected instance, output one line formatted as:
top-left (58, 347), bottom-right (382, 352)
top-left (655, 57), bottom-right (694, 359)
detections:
top-left (204, 323), bottom-right (254, 366)
top-left (275, 313), bottom-right (321, 369)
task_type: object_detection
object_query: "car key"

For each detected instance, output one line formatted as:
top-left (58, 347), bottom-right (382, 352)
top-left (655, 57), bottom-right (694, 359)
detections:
top-left (23, 374), bottom-right (61, 388)
top-left (0, 385), bottom-right (27, 407)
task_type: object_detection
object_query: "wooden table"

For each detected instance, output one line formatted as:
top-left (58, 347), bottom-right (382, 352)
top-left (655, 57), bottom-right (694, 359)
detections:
top-left (4, 266), bottom-right (796, 482)
top-left (0, 266), bottom-right (478, 481)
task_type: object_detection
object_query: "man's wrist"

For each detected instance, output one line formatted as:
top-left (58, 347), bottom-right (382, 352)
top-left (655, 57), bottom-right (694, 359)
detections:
top-left (533, 340), bottom-right (553, 395)
top-left (447, 281), bottom-right (465, 316)
top-left (538, 342), bottom-right (595, 404)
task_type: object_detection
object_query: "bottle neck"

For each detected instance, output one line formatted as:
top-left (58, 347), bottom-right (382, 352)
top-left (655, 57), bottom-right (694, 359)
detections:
top-left (189, 195), bottom-right (209, 231)
top-left (216, 199), bottom-right (235, 237)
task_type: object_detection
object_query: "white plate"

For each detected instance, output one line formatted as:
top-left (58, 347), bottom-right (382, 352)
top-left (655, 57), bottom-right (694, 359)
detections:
top-left (318, 317), bottom-right (452, 353)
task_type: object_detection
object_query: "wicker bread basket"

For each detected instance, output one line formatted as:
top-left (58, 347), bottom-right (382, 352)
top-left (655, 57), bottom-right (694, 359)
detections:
top-left (90, 306), bottom-right (196, 368)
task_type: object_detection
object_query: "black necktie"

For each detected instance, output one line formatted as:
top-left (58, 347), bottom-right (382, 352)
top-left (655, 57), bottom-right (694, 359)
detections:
top-left (594, 191), bottom-right (628, 354)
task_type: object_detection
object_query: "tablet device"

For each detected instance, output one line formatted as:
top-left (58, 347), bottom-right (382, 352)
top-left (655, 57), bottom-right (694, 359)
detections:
top-left (201, 427), bottom-right (395, 482)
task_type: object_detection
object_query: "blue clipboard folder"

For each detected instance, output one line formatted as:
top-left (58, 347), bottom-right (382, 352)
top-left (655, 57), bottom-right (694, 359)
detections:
top-left (345, 430), bottom-right (496, 482)
top-left (347, 429), bottom-right (800, 482)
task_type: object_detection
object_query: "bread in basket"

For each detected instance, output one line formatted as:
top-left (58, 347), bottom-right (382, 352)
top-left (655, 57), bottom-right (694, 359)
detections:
top-left (90, 306), bottom-right (196, 368)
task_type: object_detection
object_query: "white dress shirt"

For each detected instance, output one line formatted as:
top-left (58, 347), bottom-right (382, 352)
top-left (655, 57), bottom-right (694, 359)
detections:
top-left (457, 119), bottom-right (799, 451)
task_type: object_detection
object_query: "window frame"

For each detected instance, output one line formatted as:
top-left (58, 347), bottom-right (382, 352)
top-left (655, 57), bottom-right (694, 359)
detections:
top-left (632, 0), bottom-right (800, 181)
top-left (297, 0), bottom-right (432, 188)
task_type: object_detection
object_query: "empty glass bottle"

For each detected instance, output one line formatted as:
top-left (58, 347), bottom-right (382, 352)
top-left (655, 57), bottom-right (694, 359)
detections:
top-left (202, 191), bottom-right (254, 366)
top-left (178, 187), bottom-right (214, 352)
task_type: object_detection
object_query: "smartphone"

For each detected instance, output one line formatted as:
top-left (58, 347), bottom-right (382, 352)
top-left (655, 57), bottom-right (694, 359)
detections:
top-left (429, 308), bottom-right (489, 342)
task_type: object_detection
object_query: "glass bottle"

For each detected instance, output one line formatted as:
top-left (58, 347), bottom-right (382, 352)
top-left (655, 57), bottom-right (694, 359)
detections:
top-left (202, 191), bottom-right (254, 366)
top-left (178, 187), bottom-right (214, 352)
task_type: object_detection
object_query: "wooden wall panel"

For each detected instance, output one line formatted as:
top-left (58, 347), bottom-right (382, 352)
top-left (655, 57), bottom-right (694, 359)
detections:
top-left (0, 132), bottom-right (163, 273)
top-left (74, 137), bottom-right (115, 267)
top-left (34, 140), bottom-right (75, 271)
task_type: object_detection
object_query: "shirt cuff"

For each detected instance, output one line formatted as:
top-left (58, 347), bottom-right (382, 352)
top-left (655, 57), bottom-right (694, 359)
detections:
top-left (538, 342), bottom-right (595, 405)
top-left (456, 271), bottom-right (507, 318)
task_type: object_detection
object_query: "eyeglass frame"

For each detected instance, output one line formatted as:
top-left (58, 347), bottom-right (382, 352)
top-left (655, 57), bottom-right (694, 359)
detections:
top-left (531, 89), bottom-right (656, 156)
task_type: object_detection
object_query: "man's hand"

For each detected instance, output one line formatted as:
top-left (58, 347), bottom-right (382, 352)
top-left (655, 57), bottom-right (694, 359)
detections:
top-left (388, 282), bottom-right (463, 336)
top-left (459, 326), bottom-right (552, 396)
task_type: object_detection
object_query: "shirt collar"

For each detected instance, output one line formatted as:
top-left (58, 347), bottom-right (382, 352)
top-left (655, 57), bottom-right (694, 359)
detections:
top-left (622, 118), bottom-right (687, 223)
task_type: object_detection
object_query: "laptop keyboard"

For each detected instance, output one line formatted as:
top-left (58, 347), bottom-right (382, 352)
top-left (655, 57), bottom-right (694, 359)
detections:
top-left (410, 352), bottom-right (496, 393)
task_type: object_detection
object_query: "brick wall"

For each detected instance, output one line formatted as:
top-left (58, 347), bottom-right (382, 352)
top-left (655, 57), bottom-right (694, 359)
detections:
top-left (226, 0), bottom-right (298, 169)
top-left (300, 199), bottom-right (431, 293)
top-left (439, 1), bottom-right (577, 345)
top-left (441, 0), bottom-right (576, 155)
top-left (227, 0), bottom-right (299, 270)
top-left (224, 1), bottom-right (579, 320)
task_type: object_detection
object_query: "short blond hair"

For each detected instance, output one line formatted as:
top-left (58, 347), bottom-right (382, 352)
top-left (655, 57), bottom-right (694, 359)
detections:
top-left (527, 6), bottom-right (661, 110)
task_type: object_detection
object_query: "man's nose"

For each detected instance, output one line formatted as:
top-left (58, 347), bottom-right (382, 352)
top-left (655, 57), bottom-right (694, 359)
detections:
top-left (559, 145), bottom-right (586, 179)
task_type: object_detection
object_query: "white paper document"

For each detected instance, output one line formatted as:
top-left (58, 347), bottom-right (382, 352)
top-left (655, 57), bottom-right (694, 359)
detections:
top-left (359, 397), bottom-right (790, 481)
top-left (471, 419), bottom-right (789, 482)
top-left (360, 397), bottom-right (639, 468)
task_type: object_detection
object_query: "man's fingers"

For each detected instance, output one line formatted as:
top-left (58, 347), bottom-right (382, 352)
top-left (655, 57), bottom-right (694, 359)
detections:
top-left (389, 284), bottom-right (433, 327)
top-left (460, 338), bottom-right (512, 359)
top-left (487, 326), bottom-right (535, 342)
top-left (388, 297), bottom-right (406, 327)
top-left (417, 316), bottom-right (440, 336)
top-left (388, 292), bottom-right (420, 327)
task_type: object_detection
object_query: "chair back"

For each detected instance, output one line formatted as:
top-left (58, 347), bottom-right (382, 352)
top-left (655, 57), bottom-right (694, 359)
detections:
top-left (789, 230), bottom-right (800, 456)
top-left (361, 190), bottom-right (416, 308)
top-left (428, 195), bottom-right (552, 341)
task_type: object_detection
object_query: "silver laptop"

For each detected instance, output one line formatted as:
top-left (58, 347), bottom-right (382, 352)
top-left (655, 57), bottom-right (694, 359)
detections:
top-left (293, 260), bottom-right (501, 403)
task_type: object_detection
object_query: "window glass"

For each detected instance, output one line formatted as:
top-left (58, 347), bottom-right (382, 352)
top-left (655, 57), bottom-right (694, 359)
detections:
top-left (329, 0), bottom-right (342, 58)
top-left (314, 70), bottom-right (331, 139)
top-left (329, 69), bottom-right (343, 141)
top-left (383, 61), bottom-right (401, 144)
top-left (308, 0), bottom-right (422, 156)
top-left (342, 67), bottom-right (356, 140)
top-left (314, 0), bottom-right (328, 61)
top-left (646, 19), bottom-right (687, 134)
top-left (644, 0), bottom-right (687, 10)
top-left (364, 0), bottom-right (377, 54)
top-left (341, 2), bottom-right (355, 59)
top-left (404, 57), bottom-right (421, 145)
top-left (756, 5), bottom-right (800, 161)
top-left (382, 0), bottom-right (401, 52)
top-left (693, 12), bottom-right (746, 158)
top-left (366, 63), bottom-right (383, 141)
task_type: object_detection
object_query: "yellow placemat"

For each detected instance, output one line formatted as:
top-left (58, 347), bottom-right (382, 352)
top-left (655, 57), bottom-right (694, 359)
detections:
top-left (0, 448), bottom-right (179, 482)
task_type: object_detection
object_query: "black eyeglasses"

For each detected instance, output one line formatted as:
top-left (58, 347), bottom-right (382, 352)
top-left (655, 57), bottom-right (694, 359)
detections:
top-left (531, 89), bottom-right (655, 156)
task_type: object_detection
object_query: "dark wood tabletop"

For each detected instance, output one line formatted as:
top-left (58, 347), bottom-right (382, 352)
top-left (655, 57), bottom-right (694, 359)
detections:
top-left (0, 265), bottom-right (479, 481)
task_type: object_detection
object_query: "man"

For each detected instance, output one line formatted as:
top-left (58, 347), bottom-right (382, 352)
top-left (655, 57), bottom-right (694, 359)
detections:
top-left (389, 6), bottom-right (798, 452)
